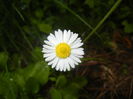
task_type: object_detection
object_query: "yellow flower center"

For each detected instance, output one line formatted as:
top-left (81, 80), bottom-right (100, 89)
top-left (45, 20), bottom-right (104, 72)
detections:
top-left (56, 43), bottom-right (71, 58)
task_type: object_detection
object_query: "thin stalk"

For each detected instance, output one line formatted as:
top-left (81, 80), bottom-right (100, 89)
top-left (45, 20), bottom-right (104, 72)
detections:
top-left (81, 57), bottom-right (105, 62)
top-left (2, 3), bottom-right (33, 49)
top-left (5, 31), bottom-right (20, 52)
top-left (83, 0), bottom-right (122, 42)
top-left (15, 20), bottom-right (34, 49)
top-left (55, 0), bottom-right (103, 40)
top-left (55, 0), bottom-right (93, 29)
top-left (12, 4), bottom-right (25, 22)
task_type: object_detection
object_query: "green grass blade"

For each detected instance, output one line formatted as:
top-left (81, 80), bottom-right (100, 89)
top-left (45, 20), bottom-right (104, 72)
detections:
top-left (55, 0), bottom-right (103, 40)
top-left (55, 0), bottom-right (93, 30)
top-left (12, 4), bottom-right (25, 22)
top-left (83, 0), bottom-right (122, 42)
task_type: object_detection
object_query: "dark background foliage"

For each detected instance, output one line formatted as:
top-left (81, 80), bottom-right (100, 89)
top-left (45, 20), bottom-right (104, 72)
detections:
top-left (0, 0), bottom-right (133, 99)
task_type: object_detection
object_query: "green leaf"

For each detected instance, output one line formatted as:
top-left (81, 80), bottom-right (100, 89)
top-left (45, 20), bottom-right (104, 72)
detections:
top-left (25, 77), bottom-right (40, 94)
top-left (60, 84), bottom-right (79, 99)
top-left (21, 0), bottom-right (31, 4)
top-left (60, 77), bottom-right (87, 99)
top-left (108, 0), bottom-right (115, 5)
top-left (85, 0), bottom-right (94, 8)
top-left (0, 73), bottom-right (17, 99)
top-left (122, 21), bottom-right (133, 34)
top-left (56, 75), bottom-right (67, 87)
top-left (64, 94), bottom-right (77, 99)
top-left (0, 52), bottom-right (8, 69)
top-left (13, 73), bottom-right (25, 88)
top-left (37, 23), bottom-right (52, 33)
top-left (73, 77), bottom-right (88, 89)
top-left (35, 9), bottom-right (44, 18)
top-left (31, 47), bottom-right (43, 62)
top-left (34, 62), bottom-right (50, 84)
top-left (23, 26), bottom-right (31, 33)
top-left (0, 74), bottom-right (9, 95)
top-left (25, 61), bottom-right (50, 85)
top-left (49, 77), bottom-right (56, 82)
top-left (49, 88), bottom-right (62, 99)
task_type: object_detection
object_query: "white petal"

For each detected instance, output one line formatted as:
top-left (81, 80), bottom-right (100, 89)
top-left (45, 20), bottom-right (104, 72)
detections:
top-left (55, 31), bottom-right (60, 43)
top-left (60, 60), bottom-right (65, 71)
top-left (69, 56), bottom-right (79, 65)
top-left (73, 54), bottom-right (83, 58)
top-left (44, 40), bottom-right (54, 46)
top-left (73, 48), bottom-right (84, 51)
top-left (55, 59), bottom-right (63, 71)
top-left (67, 57), bottom-right (75, 68)
top-left (59, 59), bottom-right (64, 71)
top-left (64, 59), bottom-right (70, 71)
top-left (45, 54), bottom-right (56, 62)
top-left (48, 61), bottom-right (53, 66)
top-left (47, 34), bottom-right (58, 45)
top-left (51, 57), bottom-right (59, 68)
top-left (63, 30), bottom-right (71, 43)
top-left (71, 42), bottom-right (83, 48)
top-left (58, 29), bottom-right (63, 42)
top-left (48, 57), bottom-right (58, 66)
top-left (50, 33), bottom-right (59, 44)
top-left (63, 66), bottom-right (66, 72)
top-left (70, 38), bottom-right (81, 46)
top-left (71, 48), bottom-right (84, 56)
top-left (63, 30), bottom-right (67, 42)
top-left (62, 61), bottom-right (66, 72)
top-left (42, 48), bottom-right (54, 53)
top-left (70, 54), bottom-right (81, 63)
top-left (43, 45), bottom-right (54, 50)
top-left (43, 52), bottom-right (55, 58)
top-left (68, 33), bottom-right (78, 44)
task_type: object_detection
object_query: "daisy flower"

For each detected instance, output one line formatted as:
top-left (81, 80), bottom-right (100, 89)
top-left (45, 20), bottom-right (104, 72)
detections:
top-left (42, 29), bottom-right (84, 71)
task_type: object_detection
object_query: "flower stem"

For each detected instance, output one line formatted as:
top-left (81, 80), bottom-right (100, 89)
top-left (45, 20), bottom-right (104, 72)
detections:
top-left (83, 0), bottom-right (122, 42)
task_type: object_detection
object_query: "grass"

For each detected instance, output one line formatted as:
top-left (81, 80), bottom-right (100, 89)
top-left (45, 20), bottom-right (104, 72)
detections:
top-left (0, 0), bottom-right (133, 99)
